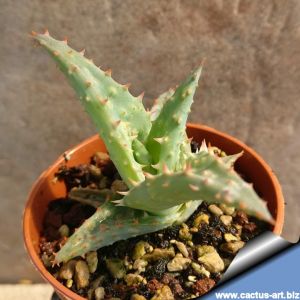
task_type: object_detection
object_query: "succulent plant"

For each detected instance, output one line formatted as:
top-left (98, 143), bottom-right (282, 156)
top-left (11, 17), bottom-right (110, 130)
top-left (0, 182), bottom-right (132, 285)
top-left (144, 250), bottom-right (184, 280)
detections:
top-left (32, 31), bottom-right (274, 263)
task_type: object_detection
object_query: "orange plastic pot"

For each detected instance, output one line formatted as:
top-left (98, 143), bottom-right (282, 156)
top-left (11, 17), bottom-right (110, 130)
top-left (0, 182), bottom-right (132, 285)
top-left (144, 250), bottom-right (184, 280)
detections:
top-left (23, 123), bottom-right (284, 300)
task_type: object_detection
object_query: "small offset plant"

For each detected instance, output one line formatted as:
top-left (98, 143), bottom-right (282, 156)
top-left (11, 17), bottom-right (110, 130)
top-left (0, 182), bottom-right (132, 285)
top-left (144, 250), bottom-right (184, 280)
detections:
top-left (32, 31), bottom-right (273, 264)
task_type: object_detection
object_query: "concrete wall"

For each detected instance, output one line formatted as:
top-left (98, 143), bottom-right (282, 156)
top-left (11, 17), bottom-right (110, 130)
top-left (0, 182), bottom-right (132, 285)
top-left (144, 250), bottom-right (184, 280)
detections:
top-left (0, 0), bottom-right (299, 282)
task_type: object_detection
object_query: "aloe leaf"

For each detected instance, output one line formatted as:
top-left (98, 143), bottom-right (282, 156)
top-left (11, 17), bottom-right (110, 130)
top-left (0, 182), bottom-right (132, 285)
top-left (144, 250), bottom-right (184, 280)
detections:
top-left (55, 202), bottom-right (192, 263)
top-left (33, 32), bottom-right (151, 187)
top-left (146, 66), bottom-right (202, 172)
top-left (119, 152), bottom-right (274, 223)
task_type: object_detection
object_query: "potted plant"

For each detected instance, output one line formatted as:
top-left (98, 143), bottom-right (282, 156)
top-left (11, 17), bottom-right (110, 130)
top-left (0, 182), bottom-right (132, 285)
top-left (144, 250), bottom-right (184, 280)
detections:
top-left (24, 31), bottom-right (284, 300)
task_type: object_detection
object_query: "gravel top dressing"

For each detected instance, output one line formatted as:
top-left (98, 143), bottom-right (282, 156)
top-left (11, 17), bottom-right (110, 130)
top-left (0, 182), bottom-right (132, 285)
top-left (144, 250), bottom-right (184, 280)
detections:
top-left (39, 145), bottom-right (267, 300)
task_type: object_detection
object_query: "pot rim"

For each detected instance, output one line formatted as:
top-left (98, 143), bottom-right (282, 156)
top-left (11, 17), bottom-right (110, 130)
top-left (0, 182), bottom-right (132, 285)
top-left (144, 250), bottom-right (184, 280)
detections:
top-left (23, 123), bottom-right (285, 300)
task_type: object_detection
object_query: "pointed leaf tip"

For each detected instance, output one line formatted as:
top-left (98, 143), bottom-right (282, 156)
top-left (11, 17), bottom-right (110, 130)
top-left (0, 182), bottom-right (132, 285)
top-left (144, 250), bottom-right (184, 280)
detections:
top-left (199, 140), bottom-right (208, 152)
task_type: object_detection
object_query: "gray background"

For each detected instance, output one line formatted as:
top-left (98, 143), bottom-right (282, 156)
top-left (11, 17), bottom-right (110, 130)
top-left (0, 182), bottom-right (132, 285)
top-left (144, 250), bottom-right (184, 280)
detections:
top-left (0, 0), bottom-right (299, 282)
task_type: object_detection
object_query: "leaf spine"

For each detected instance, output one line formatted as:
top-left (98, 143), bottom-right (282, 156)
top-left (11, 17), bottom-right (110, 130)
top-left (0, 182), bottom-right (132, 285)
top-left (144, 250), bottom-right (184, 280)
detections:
top-left (113, 119), bottom-right (121, 128)
top-left (85, 81), bottom-right (92, 88)
top-left (132, 218), bottom-right (139, 225)
top-left (162, 182), bottom-right (169, 188)
top-left (105, 69), bottom-right (112, 76)
top-left (43, 29), bottom-right (50, 36)
top-left (153, 137), bottom-right (168, 144)
top-left (138, 91), bottom-right (145, 100)
top-left (162, 164), bottom-right (171, 174)
top-left (239, 202), bottom-right (247, 210)
top-left (184, 163), bottom-right (194, 176)
top-left (129, 179), bottom-right (139, 187)
top-left (117, 191), bottom-right (129, 196)
top-left (99, 224), bottom-right (108, 232)
top-left (115, 220), bottom-right (124, 228)
top-left (99, 98), bottom-right (108, 105)
top-left (122, 83), bottom-right (131, 90)
top-left (143, 172), bottom-right (155, 179)
top-left (189, 184), bottom-right (199, 191)
top-left (200, 140), bottom-right (208, 152)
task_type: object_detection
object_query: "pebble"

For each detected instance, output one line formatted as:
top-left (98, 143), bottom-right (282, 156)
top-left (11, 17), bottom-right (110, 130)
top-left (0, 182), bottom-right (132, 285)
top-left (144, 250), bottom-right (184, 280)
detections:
top-left (234, 224), bottom-right (243, 235)
top-left (88, 164), bottom-right (102, 177)
top-left (187, 241), bottom-right (194, 247)
top-left (86, 251), bottom-right (98, 273)
top-left (94, 151), bottom-right (110, 163)
top-left (197, 246), bottom-right (225, 273)
top-left (167, 257), bottom-right (191, 272)
top-left (193, 213), bottom-right (210, 227)
top-left (66, 279), bottom-right (73, 288)
top-left (41, 253), bottom-right (52, 268)
top-left (220, 215), bottom-right (232, 226)
top-left (105, 258), bottom-right (126, 279)
top-left (193, 278), bottom-right (215, 295)
top-left (133, 259), bottom-right (148, 273)
top-left (224, 233), bottom-right (239, 242)
top-left (59, 260), bottom-right (76, 280)
top-left (132, 241), bottom-right (152, 260)
top-left (188, 275), bottom-right (197, 282)
top-left (58, 224), bottom-right (70, 237)
top-left (174, 241), bottom-right (189, 258)
top-left (196, 245), bottom-right (215, 257)
top-left (94, 287), bottom-right (105, 300)
top-left (221, 241), bottom-right (245, 254)
top-left (191, 262), bottom-right (210, 278)
top-left (74, 260), bottom-right (90, 289)
top-left (143, 247), bottom-right (175, 262)
top-left (124, 273), bottom-right (144, 286)
top-left (189, 227), bottom-right (199, 233)
top-left (151, 285), bottom-right (174, 300)
top-left (219, 204), bottom-right (235, 215)
top-left (208, 205), bottom-right (223, 216)
top-left (179, 223), bottom-right (192, 241)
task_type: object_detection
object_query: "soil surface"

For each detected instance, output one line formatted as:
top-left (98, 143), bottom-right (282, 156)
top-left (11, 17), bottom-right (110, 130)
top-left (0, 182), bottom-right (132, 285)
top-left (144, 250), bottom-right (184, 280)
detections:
top-left (40, 144), bottom-right (268, 300)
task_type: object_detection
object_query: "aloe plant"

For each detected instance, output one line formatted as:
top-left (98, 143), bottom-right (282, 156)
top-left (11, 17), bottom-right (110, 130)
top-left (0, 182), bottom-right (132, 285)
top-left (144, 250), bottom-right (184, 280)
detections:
top-left (32, 31), bottom-right (274, 263)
